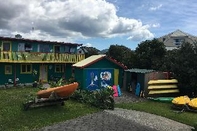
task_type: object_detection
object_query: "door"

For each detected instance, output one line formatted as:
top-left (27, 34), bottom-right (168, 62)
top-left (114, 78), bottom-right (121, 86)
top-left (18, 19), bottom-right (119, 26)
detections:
top-left (85, 69), bottom-right (99, 91)
top-left (100, 69), bottom-right (114, 88)
top-left (39, 65), bottom-right (48, 82)
top-left (2, 41), bottom-right (11, 59)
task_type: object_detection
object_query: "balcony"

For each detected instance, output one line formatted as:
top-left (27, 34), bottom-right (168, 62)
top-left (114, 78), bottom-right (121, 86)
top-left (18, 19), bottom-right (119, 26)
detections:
top-left (0, 51), bottom-right (85, 63)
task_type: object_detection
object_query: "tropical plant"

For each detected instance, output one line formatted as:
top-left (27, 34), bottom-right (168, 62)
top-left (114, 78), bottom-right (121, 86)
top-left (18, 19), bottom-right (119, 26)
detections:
top-left (71, 88), bottom-right (114, 110)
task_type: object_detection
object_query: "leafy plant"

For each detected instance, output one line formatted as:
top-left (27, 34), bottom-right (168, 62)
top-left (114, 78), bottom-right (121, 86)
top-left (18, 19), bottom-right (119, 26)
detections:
top-left (192, 123), bottom-right (197, 131)
top-left (71, 87), bottom-right (114, 110)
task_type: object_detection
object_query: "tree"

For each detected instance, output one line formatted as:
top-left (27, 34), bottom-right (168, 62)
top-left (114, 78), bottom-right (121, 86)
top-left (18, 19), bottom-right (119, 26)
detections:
top-left (80, 46), bottom-right (100, 58)
top-left (106, 44), bottom-right (135, 68)
top-left (171, 42), bottom-right (197, 96)
top-left (135, 39), bottom-right (166, 70)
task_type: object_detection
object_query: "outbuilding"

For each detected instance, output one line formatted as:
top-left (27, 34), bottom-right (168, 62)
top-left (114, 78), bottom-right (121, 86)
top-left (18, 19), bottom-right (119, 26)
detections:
top-left (72, 55), bottom-right (127, 90)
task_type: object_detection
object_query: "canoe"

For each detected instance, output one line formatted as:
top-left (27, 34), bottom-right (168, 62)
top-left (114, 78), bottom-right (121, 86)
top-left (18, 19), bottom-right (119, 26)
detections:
top-left (37, 82), bottom-right (78, 98)
top-left (188, 98), bottom-right (197, 109)
top-left (148, 97), bottom-right (174, 103)
top-left (172, 96), bottom-right (190, 105)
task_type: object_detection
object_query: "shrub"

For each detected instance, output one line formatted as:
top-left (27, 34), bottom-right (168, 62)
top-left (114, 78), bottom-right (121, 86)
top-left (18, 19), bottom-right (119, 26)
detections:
top-left (71, 87), bottom-right (114, 110)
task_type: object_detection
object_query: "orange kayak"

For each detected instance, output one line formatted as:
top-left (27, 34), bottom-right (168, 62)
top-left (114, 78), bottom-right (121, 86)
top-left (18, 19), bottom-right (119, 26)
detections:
top-left (37, 82), bottom-right (78, 98)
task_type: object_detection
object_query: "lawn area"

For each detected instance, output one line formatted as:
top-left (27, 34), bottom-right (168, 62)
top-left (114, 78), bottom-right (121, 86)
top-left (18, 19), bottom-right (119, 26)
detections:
top-left (0, 87), bottom-right (100, 131)
top-left (1, 87), bottom-right (197, 131)
top-left (116, 101), bottom-right (197, 127)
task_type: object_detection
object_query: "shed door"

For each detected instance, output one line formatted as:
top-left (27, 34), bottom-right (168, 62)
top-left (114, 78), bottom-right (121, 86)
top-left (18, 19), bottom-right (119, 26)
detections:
top-left (100, 69), bottom-right (114, 87)
top-left (85, 69), bottom-right (99, 90)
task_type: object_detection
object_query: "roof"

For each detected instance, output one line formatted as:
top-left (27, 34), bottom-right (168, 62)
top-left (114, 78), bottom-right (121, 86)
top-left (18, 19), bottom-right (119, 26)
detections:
top-left (125, 68), bottom-right (155, 73)
top-left (72, 55), bottom-right (127, 69)
top-left (0, 36), bottom-right (82, 46)
top-left (170, 29), bottom-right (189, 37)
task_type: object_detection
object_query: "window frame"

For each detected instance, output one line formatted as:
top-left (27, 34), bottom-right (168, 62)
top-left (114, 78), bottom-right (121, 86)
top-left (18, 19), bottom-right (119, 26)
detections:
top-left (2, 41), bottom-right (11, 51)
top-left (5, 65), bottom-right (12, 74)
top-left (20, 64), bottom-right (32, 74)
top-left (55, 64), bottom-right (64, 73)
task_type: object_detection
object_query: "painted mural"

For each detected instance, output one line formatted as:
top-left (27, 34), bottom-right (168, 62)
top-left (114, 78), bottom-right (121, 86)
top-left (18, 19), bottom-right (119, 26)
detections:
top-left (86, 69), bottom-right (99, 90)
top-left (86, 69), bottom-right (114, 90)
top-left (100, 71), bottom-right (111, 88)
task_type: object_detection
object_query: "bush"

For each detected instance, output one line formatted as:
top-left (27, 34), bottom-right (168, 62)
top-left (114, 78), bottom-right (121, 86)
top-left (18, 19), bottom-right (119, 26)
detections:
top-left (71, 87), bottom-right (114, 110)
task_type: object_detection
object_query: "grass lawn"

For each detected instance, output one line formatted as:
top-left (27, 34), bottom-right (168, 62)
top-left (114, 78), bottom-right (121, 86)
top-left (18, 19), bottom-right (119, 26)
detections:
top-left (1, 87), bottom-right (197, 131)
top-left (0, 87), bottom-right (100, 131)
top-left (116, 101), bottom-right (197, 127)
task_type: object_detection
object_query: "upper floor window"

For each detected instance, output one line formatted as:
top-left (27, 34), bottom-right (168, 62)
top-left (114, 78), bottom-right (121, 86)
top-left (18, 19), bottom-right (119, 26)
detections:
top-left (65, 45), bottom-right (70, 53)
top-left (18, 43), bottom-right (32, 52)
top-left (54, 45), bottom-right (60, 53)
top-left (21, 64), bottom-right (32, 74)
top-left (65, 46), bottom-right (76, 53)
top-left (39, 44), bottom-right (50, 53)
top-left (2, 41), bottom-right (11, 51)
top-left (174, 38), bottom-right (183, 46)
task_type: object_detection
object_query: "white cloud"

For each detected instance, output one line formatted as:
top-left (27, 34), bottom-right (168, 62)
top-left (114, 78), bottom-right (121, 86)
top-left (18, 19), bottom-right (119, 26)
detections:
top-left (0, 0), bottom-right (154, 42)
top-left (149, 4), bottom-right (162, 11)
top-left (152, 23), bottom-right (160, 28)
top-left (84, 43), bottom-right (92, 47)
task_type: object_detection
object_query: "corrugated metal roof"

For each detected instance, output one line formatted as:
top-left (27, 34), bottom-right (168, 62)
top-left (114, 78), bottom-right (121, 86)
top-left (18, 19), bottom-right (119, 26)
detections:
top-left (72, 55), bottom-right (106, 68)
top-left (125, 68), bottom-right (155, 73)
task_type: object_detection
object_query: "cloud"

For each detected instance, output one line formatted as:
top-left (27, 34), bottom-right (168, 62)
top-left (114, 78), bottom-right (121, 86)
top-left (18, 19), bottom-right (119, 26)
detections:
top-left (149, 4), bottom-right (162, 11)
top-left (152, 23), bottom-right (160, 28)
top-left (84, 43), bottom-right (92, 47)
top-left (0, 0), bottom-right (154, 42)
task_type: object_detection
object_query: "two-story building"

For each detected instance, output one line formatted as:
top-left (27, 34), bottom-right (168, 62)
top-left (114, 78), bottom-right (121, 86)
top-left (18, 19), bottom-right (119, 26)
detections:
top-left (0, 35), bottom-right (85, 86)
top-left (158, 29), bottom-right (197, 50)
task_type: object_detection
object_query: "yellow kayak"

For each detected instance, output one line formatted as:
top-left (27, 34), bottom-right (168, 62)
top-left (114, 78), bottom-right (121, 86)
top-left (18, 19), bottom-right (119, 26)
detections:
top-left (172, 96), bottom-right (190, 105)
top-left (188, 98), bottom-right (197, 109)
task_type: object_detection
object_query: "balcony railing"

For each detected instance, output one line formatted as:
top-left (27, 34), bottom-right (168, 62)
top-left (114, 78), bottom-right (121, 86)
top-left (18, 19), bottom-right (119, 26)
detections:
top-left (0, 51), bottom-right (85, 63)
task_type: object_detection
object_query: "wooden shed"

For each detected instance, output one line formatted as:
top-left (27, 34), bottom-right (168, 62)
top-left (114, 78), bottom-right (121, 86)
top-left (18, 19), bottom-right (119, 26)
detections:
top-left (72, 55), bottom-right (127, 90)
top-left (123, 69), bottom-right (178, 97)
top-left (123, 69), bottom-right (155, 97)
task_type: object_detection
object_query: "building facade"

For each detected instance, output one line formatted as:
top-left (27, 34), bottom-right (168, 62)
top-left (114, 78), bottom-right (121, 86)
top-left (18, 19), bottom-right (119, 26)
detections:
top-left (158, 29), bottom-right (197, 50)
top-left (0, 36), bottom-right (85, 86)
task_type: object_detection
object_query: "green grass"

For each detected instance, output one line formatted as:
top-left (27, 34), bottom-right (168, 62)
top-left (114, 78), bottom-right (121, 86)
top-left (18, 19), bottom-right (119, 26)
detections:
top-left (0, 87), bottom-right (100, 131)
top-left (115, 101), bottom-right (197, 127)
top-left (1, 87), bottom-right (197, 131)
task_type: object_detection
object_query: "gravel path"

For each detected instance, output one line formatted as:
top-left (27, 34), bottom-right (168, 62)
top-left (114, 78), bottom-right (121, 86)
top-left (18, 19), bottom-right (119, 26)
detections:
top-left (36, 91), bottom-right (194, 131)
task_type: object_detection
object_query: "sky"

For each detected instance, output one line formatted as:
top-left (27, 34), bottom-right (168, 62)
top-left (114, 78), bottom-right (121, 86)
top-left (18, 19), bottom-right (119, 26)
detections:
top-left (0, 0), bottom-right (197, 50)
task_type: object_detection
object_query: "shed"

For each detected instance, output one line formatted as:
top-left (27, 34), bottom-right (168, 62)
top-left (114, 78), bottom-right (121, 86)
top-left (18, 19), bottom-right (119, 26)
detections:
top-left (123, 68), bottom-right (156, 97)
top-left (72, 55), bottom-right (127, 90)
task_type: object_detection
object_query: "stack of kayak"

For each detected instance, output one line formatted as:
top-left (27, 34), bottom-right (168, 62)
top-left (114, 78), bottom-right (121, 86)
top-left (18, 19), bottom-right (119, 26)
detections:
top-left (172, 95), bottom-right (197, 111)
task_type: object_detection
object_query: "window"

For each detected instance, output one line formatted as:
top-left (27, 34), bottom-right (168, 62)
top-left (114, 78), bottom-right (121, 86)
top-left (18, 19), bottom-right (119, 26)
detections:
top-left (2, 41), bottom-right (11, 51)
top-left (69, 47), bottom-right (76, 53)
top-left (25, 43), bottom-right (32, 52)
top-left (55, 64), bottom-right (64, 73)
top-left (54, 45), bottom-right (60, 53)
top-left (5, 65), bottom-right (12, 74)
top-left (65, 45), bottom-right (70, 53)
top-left (18, 43), bottom-right (32, 52)
top-left (21, 64), bottom-right (32, 74)
top-left (18, 43), bottom-right (25, 51)
top-left (39, 44), bottom-right (50, 52)
top-left (174, 38), bottom-right (183, 45)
